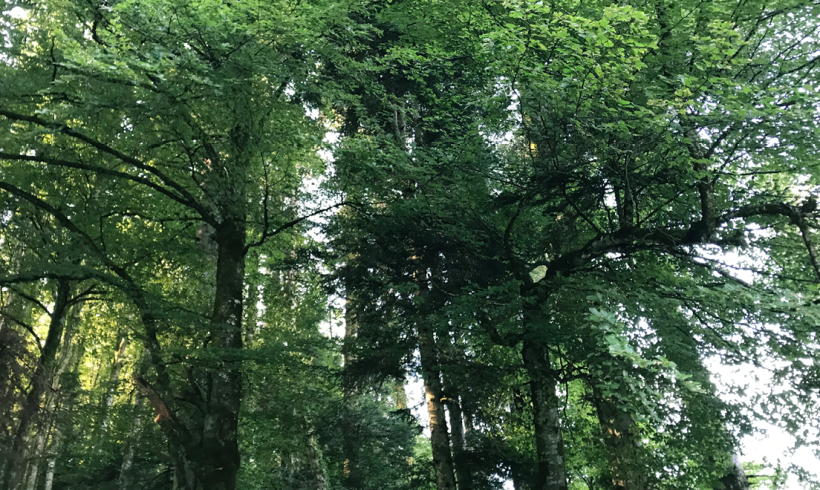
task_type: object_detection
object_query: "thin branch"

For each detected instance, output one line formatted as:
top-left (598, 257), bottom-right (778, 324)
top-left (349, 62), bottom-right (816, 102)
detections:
top-left (243, 201), bottom-right (351, 255)
top-left (0, 108), bottom-right (216, 225)
top-left (6, 285), bottom-right (50, 314)
top-left (0, 152), bottom-right (201, 217)
top-left (0, 311), bottom-right (43, 353)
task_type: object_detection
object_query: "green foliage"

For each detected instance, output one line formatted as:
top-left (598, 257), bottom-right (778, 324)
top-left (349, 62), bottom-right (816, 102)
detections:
top-left (2, 0), bottom-right (820, 488)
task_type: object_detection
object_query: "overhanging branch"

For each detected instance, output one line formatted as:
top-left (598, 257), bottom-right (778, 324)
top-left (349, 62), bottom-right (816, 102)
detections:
top-left (0, 107), bottom-right (216, 225)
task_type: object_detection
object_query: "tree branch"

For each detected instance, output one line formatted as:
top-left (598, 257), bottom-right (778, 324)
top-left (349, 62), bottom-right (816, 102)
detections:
top-left (0, 311), bottom-right (43, 353)
top-left (0, 152), bottom-right (206, 220)
top-left (243, 201), bottom-right (351, 255)
top-left (0, 107), bottom-right (216, 225)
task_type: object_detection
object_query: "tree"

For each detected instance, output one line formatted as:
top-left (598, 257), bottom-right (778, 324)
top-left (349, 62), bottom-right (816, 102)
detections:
top-left (3, 0), bottom-right (820, 488)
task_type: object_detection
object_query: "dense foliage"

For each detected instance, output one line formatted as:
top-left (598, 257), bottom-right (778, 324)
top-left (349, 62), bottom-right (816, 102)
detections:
top-left (1, 0), bottom-right (819, 489)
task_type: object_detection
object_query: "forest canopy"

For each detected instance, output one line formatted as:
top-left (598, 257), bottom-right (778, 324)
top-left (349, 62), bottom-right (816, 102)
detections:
top-left (1, 0), bottom-right (820, 489)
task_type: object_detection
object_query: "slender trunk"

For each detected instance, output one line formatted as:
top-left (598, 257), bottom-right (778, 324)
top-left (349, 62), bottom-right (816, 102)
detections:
top-left (100, 336), bottom-right (129, 437)
top-left (41, 298), bottom-right (83, 490)
top-left (24, 424), bottom-right (48, 490)
top-left (418, 323), bottom-right (457, 490)
top-left (591, 386), bottom-right (644, 490)
top-left (342, 285), bottom-right (362, 489)
top-left (119, 394), bottom-right (145, 490)
top-left (2, 280), bottom-right (71, 490)
top-left (444, 373), bottom-right (472, 490)
top-left (23, 389), bottom-right (58, 490)
top-left (521, 339), bottom-right (568, 490)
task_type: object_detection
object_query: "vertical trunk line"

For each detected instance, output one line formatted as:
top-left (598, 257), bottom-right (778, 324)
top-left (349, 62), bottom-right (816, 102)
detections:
top-left (199, 219), bottom-right (246, 489)
top-left (2, 280), bottom-right (71, 490)
top-left (418, 323), bottom-right (457, 490)
top-left (100, 336), bottom-right (129, 439)
top-left (444, 372), bottom-right (473, 490)
top-left (522, 339), bottom-right (568, 490)
top-left (342, 282), bottom-right (362, 489)
top-left (591, 385), bottom-right (645, 490)
top-left (119, 394), bottom-right (145, 490)
top-left (41, 297), bottom-right (83, 490)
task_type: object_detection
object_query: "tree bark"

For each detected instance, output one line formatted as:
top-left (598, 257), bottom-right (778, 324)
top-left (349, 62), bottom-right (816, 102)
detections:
top-left (591, 386), bottom-right (645, 490)
top-left (100, 336), bottom-right (129, 437)
top-left (135, 220), bottom-right (245, 490)
top-left (719, 455), bottom-right (750, 490)
top-left (444, 372), bottom-right (473, 490)
top-left (119, 394), bottom-right (146, 490)
top-left (418, 323), bottom-right (457, 490)
top-left (2, 280), bottom-right (71, 490)
top-left (40, 296), bottom-right (83, 490)
top-left (521, 339), bottom-right (568, 490)
top-left (198, 219), bottom-right (245, 489)
top-left (342, 283), bottom-right (363, 489)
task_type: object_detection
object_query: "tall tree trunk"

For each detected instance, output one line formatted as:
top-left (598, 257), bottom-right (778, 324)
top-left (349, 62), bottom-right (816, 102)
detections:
top-left (198, 219), bottom-right (245, 489)
top-left (119, 394), bottom-right (146, 490)
top-left (100, 336), bottom-right (129, 437)
top-left (342, 284), bottom-right (362, 489)
top-left (41, 297), bottom-right (83, 490)
top-left (2, 280), bottom-right (71, 490)
top-left (418, 323), bottom-right (457, 490)
top-left (137, 219), bottom-right (246, 490)
top-left (591, 386), bottom-right (645, 490)
top-left (521, 339), bottom-right (568, 490)
top-left (444, 372), bottom-right (473, 490)
top-left (719, 455), bottom-right (750, 490)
